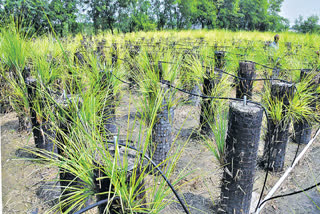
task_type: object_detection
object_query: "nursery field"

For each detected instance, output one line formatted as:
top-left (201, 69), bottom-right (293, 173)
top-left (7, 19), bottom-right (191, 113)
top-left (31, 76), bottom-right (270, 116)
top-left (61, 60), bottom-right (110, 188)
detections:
top-left (1, 28), bottom-right (320, 214)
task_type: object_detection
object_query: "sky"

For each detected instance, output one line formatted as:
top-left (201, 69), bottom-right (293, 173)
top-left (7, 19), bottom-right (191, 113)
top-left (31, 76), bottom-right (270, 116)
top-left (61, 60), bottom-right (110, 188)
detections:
top-left (279, 0), bottom-right (320, 26)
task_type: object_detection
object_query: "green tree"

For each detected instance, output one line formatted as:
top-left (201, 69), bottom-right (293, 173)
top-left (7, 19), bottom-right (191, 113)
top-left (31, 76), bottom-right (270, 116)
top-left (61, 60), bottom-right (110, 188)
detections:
top-left (87, 0), bottom-right (130, 34)
top-left (129, 0), bottom-right (156, 32)
top-left (49, 0), bottom-right (79, 36)
top-left (238, 0), bottom-right (269, 31)
top-left (1, 0), bottom-right (50, 34)
top-left (193, 0), bottom-right (216, 29)
top-left (267, 0), bottom-right (289, 31)
top-left (0, 0), bottom-right (80, 36)
top-left (176, 0), bottom-right (196, 29)
top-left (293, 15), bottom-right (320, 34)
top-left (216, 0), bottom-right (242, 30)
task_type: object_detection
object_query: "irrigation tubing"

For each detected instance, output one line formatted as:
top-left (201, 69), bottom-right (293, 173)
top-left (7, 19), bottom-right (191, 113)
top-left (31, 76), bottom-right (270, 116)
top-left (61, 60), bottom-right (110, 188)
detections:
top-left (73, 140), bottom-right (190, 214)
top-left (175, 59), bottom-right (293, 84)
top-left (107, 70), bottom-right (132, 85)
top-left (74, 197), bottom-right (120, 214)
top-left (212, 67), bottom-right (293, 84)
top-left (258, 181), bottom-right (320, 208)
top-left (243, 60), bottom-right (276, 70)
top-left (115, 50), bottom-right (307, 73)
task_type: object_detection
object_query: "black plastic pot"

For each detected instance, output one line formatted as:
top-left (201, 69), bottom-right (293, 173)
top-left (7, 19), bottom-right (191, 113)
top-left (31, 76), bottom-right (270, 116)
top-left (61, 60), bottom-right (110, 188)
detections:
top-left (300, 69), bottom-right (320, 109)
top-left (26, 78), bottom-right (57, 153)
top-left (262, 120), bottom-right (290, 172)
top-left (74, 51), bottom-right (86, 65)
top-left (93, 157), bottom-right (146, 214)
top-left (188, 84), bottom-right (201, 106)
top-left (286, 42), bottom-right (292, 52)
top-left (93, 165), bottom-right (118, 214)
top-left (236, 61), bottom-right (255, 99)
top-left (214, 51), bottom-right (226, 69)
top-left (0, 71), bottom-right (13, 113)
top-left (151, 81), bottom-right (173, 170)
top-left (15, 69), bottom-right (32, 131)
top-left (59, 170), bottom-right (90, 213)
top-left (293, 119), bottom-right (312, 145)
top-left (99, 71), bottom-right (117, 138)
top-left (219, 101), bottom-right (263, 214)
top-left (271, 67), bottom-right (280, 79)
top-left (200, 68), bottom-right (222, 135)
top-left (262, 81), bottom-right (295, 172)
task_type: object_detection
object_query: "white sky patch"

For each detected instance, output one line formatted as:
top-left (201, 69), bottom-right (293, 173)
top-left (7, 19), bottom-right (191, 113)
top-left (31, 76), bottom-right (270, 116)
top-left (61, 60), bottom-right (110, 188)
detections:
top-left (280, 0), bottom-right (320, 26)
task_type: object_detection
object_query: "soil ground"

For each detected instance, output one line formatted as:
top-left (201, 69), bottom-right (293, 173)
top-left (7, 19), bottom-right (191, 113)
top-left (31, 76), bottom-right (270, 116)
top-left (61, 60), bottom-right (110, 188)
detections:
top-left (2, 88), bottom-right (320, 214)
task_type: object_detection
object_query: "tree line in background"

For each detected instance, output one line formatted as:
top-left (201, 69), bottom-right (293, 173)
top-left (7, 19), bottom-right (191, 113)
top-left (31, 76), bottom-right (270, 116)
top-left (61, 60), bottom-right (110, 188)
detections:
top-left (0, 0), bottom-right (319, 35)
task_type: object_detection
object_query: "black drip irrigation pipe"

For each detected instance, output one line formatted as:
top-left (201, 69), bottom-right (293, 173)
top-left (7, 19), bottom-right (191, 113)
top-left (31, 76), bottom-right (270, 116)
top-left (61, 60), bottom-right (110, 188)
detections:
top-left (210, 67), bottom-right (293, 84)
top-left (243, 60), bottom-right (276, 70)
top-left (176, 59), bottom-right (293, 84)
top-left (243, 60), bottom-right (306, 72)
top-left (73, 140), bottom-right (190, 214)
top-left (105, 70), bottom-right (132, 85)
top-left (74, 197), bottom-right (120, 214)
top-left (158, 60), bottom-right (176, 65)
top-left (115, 50), bottom-right (309, 74)
top-left (258, 181), bottom-right (320, 208)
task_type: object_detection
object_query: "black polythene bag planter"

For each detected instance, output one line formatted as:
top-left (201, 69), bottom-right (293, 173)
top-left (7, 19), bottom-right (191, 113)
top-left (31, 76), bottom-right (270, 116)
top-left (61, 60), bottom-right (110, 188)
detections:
top-left (236, 61), bottom-right (256, 99)
top-left (151, 81), bottom-right (174, 170)
top-left (271, 67), bottom-right (280, 79)
top-left (293, 119), bottom-right (312, 145)
top-left (214, 51), bottom-right (226, 69)
top-left (99, 70), bottom-right (117, 138)
top-left (112, 43), bottom-right (118, 66)
top-left (261, 120), bottom-right (290, 172)
top-left (59, 169), bottom-right (90, 213)
top-left (0, 70), bottom-right (13, 113)
top-left (54, 95), bottom-right (90, 213)
top-left (291, 69), bottom-right (319, 145)
top-left (26, 78), bottom-right (58, 154)
top-left (286, 42), bottom-right (292, 52)
top-left (127, 45), bottom-right (140, 89)
top-left (74, 51), bottom-right (86, 66)
top-left (93, 153), bottom-right (146, 214)
top-left (200, 68), bottom-right (222, 136)
top-left (15, 67), bottom-right (32, 131)
top-left (188, 83), bottom-right (201, 106)
top-left (219, 101), bottom-right (263, 214)
top-left (101, 103), bottom-right (117, 137)
top-left (93, 165), bottom-right (118, 214)
top-left (300, 68), bottom-right (320, 109)
top-left (95, 41), bottom-right (106, 64)
top-left (261, 81), bottom-right (295, 172)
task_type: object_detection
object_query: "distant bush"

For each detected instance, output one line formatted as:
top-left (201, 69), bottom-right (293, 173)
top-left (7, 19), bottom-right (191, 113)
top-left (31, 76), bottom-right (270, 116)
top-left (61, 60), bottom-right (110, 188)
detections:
top-left (293, 15), bottom-right (320, 34)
